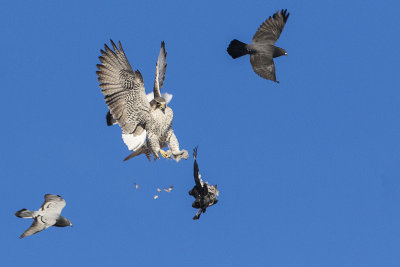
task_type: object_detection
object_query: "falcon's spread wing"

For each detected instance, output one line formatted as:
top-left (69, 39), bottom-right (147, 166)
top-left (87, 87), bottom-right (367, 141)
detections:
top-left (252, 9), bottom-right (290, 44)
top-left (250, 53), bottom-right (277, 82)
top-left (97, 40), bottom-right (150, 134)
top-left (40, 194), bottom-right (66, 215)
top-left (153, 41), bottom-right (167, 98)
top-left (19, 217), bottom-right (47, 238)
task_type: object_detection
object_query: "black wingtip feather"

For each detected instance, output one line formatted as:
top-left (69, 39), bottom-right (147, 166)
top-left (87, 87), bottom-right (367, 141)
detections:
top-left (281, 9), bottom-right (289, 22)
top-left (106, 111), bottom-right (115, 126)
top-left (193, 146), bottom-right (198, 159)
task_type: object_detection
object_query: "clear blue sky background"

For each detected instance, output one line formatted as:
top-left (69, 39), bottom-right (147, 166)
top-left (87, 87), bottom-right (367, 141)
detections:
top-left (1, 0), bottom-right (399, 266)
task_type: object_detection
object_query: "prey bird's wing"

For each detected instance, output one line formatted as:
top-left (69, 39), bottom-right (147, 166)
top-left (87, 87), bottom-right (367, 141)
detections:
top-left (19, 217), bottom-right (47, 238)
top-left (153, 41), bottom-right (167, 98)
top-left (40, 194), bottom-right (66, 215)
top-left (193, 146), bottom-right (201, 188)
top-left (250, 53), bottom-right (277, 82)
top-left (252, 9), bottom-right (290, 45)
top-left (97, 40), bottom-right (150, 134)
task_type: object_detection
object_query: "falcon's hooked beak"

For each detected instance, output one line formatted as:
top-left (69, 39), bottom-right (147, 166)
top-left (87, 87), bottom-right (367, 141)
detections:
top-left (284, 52), bottom-right (288, 56)
top-left (161, 103), bottom-right (166, 113)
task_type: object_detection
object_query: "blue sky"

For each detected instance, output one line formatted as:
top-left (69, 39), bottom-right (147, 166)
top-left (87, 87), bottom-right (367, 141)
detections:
top-left (1, 0), bottom-right (399, 266)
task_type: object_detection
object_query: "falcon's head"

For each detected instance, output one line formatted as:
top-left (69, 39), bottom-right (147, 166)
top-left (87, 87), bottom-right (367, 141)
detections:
top-left (151, 96), bottom-right (167, 112)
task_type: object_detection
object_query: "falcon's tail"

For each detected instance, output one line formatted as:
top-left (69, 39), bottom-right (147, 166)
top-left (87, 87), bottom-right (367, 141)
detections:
top-left (106, 111), bottom-right (117, 126)
top-left (15, 209), bottom-right (33, 218)
top-left (227, 39), bottom-right (248, 59)
top-left (123, 146), bottom-right (151, 162)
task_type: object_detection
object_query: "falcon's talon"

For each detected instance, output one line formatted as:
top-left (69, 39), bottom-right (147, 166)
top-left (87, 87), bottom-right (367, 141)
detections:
top-left (160, 149), bottom-right (169, 158)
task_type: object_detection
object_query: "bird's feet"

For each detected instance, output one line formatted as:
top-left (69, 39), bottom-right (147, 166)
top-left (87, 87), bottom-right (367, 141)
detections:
top-left (159, 149), bottom-right (169, 158)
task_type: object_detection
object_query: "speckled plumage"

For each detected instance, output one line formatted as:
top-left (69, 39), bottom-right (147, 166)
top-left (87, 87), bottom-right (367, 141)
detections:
top-left (96, 40), bottom-right (188, 161)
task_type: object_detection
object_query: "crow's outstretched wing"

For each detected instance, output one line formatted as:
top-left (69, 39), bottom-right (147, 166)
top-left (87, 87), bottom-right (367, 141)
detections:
top-left (250, 53), bottom-right (277, 82)
top-left (252, 9), bottom-right (290, 45)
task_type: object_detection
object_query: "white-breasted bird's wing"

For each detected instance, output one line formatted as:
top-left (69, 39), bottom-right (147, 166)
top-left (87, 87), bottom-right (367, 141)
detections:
top-left (19, 217), bottom-right (48, 238)
top-left (39, 194), bottom-right (66, 215)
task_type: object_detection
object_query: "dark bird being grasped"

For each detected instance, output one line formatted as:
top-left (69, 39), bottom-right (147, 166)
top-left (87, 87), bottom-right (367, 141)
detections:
top-left (97, 40), bottom-right (188, 162)
top-left (189, 147), bottom-right (219, 220)
top-left (227, 9), bottom-right (290, 83)
top-left (15, 194), bottom-right (72, 238)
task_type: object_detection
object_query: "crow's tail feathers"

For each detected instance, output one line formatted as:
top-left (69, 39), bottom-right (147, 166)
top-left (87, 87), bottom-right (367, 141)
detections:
top-left (15, 209), bottom-right (33, 218)
top-left (106, 111), bottom-right (117, 126)
top-left (227, 39), bottom-right (248, 59)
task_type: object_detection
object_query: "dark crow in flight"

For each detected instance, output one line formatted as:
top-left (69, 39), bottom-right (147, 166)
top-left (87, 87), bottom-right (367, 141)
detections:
top-left (189, 146), bottom-right (219, 220)
top-left (227, 9), bottom-right (290, 83)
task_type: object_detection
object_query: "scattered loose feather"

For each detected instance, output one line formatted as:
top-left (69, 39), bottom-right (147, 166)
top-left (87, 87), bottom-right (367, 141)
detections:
top-left (164, 185), bottom-right (173, 192)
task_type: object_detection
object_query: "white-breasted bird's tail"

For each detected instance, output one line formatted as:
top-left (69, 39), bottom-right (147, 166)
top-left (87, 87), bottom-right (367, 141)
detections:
top-left (15, 209), bottom-right (33, 218)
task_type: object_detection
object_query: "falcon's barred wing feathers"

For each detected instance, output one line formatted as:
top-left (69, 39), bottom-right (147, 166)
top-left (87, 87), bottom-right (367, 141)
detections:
top-left (97, 40), bottom-right (150, 134)
top-left (153, 41), bottom-right (167, 98)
